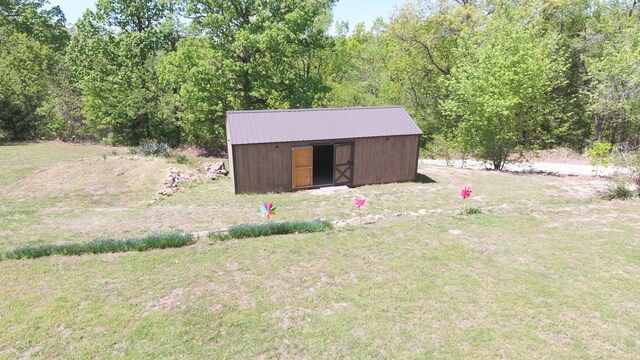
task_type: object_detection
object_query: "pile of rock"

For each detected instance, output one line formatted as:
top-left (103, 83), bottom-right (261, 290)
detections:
top-left (157, 168), bottom-right (199, 196)
top-left (156, 162), bottom-right (228, 197)
top-left (203, 161), bottom-right (228, 180)
top-left (333, 214), bottom-right (383, 227)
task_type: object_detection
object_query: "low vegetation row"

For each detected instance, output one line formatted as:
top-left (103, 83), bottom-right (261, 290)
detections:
top-left (2, 232), bottom-right (194, 260)
top-left (2, 220), bottom-right (334, 260)
top-left (212, 220), bottom-right (333, 241)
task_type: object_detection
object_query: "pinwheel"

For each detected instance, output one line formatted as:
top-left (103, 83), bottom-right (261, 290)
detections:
top-left (459, 187), bottom-right (481, 215)
top-left (259, 202), bottom-right (277, 219)
top-left (354, 196), bottom-right (366, 210)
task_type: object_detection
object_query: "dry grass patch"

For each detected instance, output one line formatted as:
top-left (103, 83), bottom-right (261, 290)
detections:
top-left (1, 143), bottom-right (640, 358)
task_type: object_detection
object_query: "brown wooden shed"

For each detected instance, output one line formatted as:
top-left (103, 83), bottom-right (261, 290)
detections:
top-left (226, 106), bottom-right (423, 194)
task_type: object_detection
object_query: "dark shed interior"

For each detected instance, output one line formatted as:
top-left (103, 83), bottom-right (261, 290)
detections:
top-left (313, 145), bottom-right (334, 186)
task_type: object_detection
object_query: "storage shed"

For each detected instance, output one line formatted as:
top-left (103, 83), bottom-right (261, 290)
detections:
top-left (226, 106), bottom-right (423, 194)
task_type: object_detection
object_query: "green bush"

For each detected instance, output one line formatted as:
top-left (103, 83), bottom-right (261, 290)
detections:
top-left (612, 150), bottom-right (640, 196)
top-left (460, 206), bottom-right (482, 215)
top-left (139, 141), bottom-right (170, 157)
top-left (3, 232), bottom-right (194, 260)
top-left (424, 134), bottom-right (462, 166)
top-left (604, 182), bottom-right (635, 201)
top-left (213, 220), bottom-right (332, 240)
top-left (587, 141), bottom-right (612, 176)
top-left (170, 152), bottom-right (189, 164)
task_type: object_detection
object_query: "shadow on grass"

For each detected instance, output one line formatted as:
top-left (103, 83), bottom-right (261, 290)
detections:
top-left (415, 173), bottom-right (437, 184)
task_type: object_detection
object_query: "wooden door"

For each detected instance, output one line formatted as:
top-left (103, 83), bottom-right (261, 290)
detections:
top-left (334, 143), bottom-right (353, 185)
top-left (292, 146), bottom-right (313, 189)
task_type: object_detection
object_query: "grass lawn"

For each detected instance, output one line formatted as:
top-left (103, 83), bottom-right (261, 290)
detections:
top-left (1, 142), bottom-right (639, 358)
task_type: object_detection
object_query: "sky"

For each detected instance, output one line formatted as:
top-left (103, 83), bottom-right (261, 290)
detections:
top-left (48, 0), bottom-right (406, 32)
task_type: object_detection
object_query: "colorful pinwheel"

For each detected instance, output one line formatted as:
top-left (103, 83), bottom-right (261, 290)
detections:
top-left (354, 196), bottom-right (366, 210)
top-left (259, 202), bottom-right (277, 219)
top-left (460, 187), bottom-right (472, 199)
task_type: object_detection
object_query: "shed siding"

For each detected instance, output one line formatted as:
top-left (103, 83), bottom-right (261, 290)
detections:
top-left (233, 142), bottom-right (293, 193)
top-left (232, 135), bottom-right (420, 193)
top-left (352, 135), bottom-right (420, 186)
top-left (225, 119), bottom-right (236, 193)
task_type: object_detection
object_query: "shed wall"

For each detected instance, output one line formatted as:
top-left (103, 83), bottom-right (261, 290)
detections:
top-left (232, 135), bottom-right (420, 194)
top-left (352, 135), bottom-right (420, 186)
top-left (232, 142), bottom-right (294, 194)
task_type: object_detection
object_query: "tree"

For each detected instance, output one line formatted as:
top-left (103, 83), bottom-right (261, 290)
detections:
top-left (587, 140), bottom-right (612, 176)
top-left (383, 0), bottom-right (481, 144)
top-left (68, 0), bottom-right (182, 145)
top-left (582, 2), bottom-right (640, 148)
top-left (0, 28), bottom-right (53, 139)
top-left (0, 0), bottom-right (69, 50)
top-left (157, 37), bottom-right (230, 146)
top-left (184, 0), bottom-right (336, 110)
top-left (0, 0), bottom-right (68, 140)
top-left (443, 8), bottom-right (567, 169)
top-left (324, 19), bottom-right (399, 108)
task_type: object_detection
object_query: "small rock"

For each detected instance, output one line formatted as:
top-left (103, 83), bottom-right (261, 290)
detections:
top-left (449, 229), bottom-right (463, 235)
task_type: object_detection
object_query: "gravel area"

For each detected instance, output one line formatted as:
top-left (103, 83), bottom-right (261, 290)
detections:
top-left (421, 158), bottom-right (631, 177)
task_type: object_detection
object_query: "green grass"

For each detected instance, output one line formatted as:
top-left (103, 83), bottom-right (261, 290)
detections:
top-left (1, 143), bottom-right (640, 358)
top-left (214, 220), bottom-right (332, 240)
top-left (2, 232), bottom-right (194, 260)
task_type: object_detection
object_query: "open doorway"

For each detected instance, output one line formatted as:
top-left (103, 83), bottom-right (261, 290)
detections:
top-left (313, 144), bottom-right (334, 186)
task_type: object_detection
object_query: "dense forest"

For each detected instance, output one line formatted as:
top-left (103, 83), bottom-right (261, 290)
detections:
top-left (1, 0), bottom-right (639, 167)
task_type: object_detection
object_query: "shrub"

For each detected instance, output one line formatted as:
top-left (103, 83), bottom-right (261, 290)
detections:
top-left (170, 152), bottom-right (189, 164)
top-left (604, 182), bottom-right (635, 201)
top-left (612, 150), bottom-right (640, 196)
top-left (212, 220), bottom-right (332, 240)
top-left (587, 141), bottom-right (612, 176)
top-left (460, 206), bottom-right (482, 215)
top-left (139, 141), bottom-right (170, 157)
top-left (2, 232), bottom-right (194, 260)
top-left (424, 134), bottom-right (465, 167)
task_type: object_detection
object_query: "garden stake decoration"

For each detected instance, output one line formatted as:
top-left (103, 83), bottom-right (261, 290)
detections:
top-left (355, 196), bottom-right (366, 218)
top-left (260, 203), bottom-right (277, 220)
top-left (460, 187), bottom-right (481, 215)
top-left (460, 187), bottom-right (472, 199)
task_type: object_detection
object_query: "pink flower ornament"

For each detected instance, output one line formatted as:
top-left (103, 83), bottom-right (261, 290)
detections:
top-left (460, 187), bottom-right (472, 199)
top-left (354, 196), bottom-right (366, 210)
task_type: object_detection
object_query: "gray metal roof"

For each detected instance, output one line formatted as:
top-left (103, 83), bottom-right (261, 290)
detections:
top-left (226, 106), bottom-right (422, 145)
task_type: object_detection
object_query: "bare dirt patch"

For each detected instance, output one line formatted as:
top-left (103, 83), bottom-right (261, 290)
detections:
top-left (3, 158), bottom-right (166, 201)
top-left (138, 288), bottom-right (187, 318)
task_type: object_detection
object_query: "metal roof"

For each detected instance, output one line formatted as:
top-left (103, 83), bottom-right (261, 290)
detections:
top-left (226, 106), bottom-right (422, 145)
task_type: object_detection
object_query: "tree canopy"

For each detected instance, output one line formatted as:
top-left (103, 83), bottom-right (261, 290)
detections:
top-left (1, 0), bottom-right (639, 165)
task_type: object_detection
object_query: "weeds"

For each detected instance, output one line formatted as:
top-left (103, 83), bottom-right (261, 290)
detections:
top-left (460, 206), bottom-right (482, 215)
top-left (172, 152), bottom-right (189, 164)
top-left (2, 232), bottom-right (194, 260)
top-left (139, 141), bottom-right (170, 157)
top-left (130, 141), bottom-right (190, 164)
top-left (211, 220), bottom-right (332, 240)
top-left (604, 182), bottom-right (635, 201)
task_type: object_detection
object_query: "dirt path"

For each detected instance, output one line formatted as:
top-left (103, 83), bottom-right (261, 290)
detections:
top-left (421, 159), bottom-right (631, 177)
